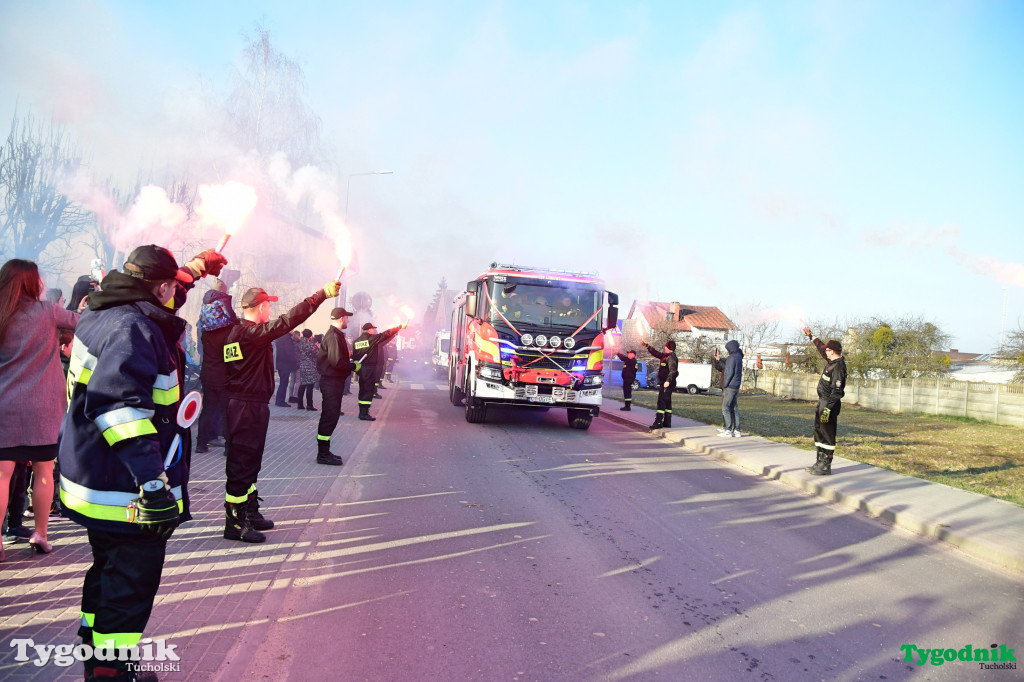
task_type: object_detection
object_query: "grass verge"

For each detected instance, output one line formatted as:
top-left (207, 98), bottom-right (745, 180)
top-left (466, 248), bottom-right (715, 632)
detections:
top-left (619, 389), bottom-right (1024, 507)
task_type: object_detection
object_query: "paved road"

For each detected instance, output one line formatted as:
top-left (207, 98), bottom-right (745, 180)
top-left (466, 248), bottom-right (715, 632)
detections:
top-left (228, 377), bottom-right (1022, 682)
top-left (2, 373), bottom-right (1021, 681)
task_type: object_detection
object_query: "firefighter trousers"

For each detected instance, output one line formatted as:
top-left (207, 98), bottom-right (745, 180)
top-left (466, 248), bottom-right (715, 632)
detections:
top-left (656, 382), bottom-right (673, 414)
top-left (225, 398), bottom-right (270, 503)
top-left (622, 381), bottom-right (633, 404)
top-left (80, 528), bottom-right (167, 669)
top-left (813, 400), bottom-right (840, 452)
top-left (318, 376), bottom-right (347, 438)
top-left (357, 366), bottom-right (377, 405)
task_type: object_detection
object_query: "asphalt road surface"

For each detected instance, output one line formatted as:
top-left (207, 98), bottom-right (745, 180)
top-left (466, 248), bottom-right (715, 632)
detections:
top-left (225, 369), bottom-right (1023, 682)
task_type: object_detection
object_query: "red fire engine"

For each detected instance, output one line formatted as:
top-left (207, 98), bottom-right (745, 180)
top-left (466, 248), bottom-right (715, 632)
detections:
top-left (448, 263), bottom-right (619, 430)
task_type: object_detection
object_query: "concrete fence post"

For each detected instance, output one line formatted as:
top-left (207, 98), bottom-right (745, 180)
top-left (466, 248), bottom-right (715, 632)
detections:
top-left (995, 386), bottom-right (1000, 425)
top-left (935, 379), bottom-right (940, 415)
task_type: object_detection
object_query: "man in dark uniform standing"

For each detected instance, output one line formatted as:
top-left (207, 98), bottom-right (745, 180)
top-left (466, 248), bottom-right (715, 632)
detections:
top-left (221, 280), bottom-right (339, 543)
top-left (352, 322), bottom-right (404, 421)
top-left (615, 349), bottom-right (638, 411)
top-left (196, 280), bottom-right (236, 453)
top-left (645, 339), bottom-right (679, 430)
top-left (804, 328), bottom-right (846, 476)
top-left (314, 307), bottom-right (359, 466)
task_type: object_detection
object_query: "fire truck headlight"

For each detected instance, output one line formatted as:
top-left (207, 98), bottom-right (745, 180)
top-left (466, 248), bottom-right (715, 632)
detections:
top-left (535, 334), bottom-right (548, 347)
top-left (563, 337), bottom-right (576, 349)
top-left (583, 375), bottom-right (603, 386)
top-left (549, 336), bottom-right (562, 348)
top-left (479, 366), bottom-right (503, 380)
top-left (520, 333), bottom-right (534, 346)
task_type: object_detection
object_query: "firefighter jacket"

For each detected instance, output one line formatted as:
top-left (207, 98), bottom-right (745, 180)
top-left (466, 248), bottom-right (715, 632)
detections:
top-left (318, 326), bottom-right (357, 379)
top-left (57, 272), bottom-right (190, 534)
top-left (224, 290), bottom-right (329, 402)
top-left (645, 343), bottom-right (679, 388)
top-left (813, 339), bottom-right (847, 410)
top-left (353, 326), bottom-right (401, 373)
top-left (615, 353), bottom-right (638, 382)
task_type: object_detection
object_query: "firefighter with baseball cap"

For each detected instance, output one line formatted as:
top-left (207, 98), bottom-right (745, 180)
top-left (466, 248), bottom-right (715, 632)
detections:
top-left (58, 244), bottom-right (225, 680)
top-left (803, 328), bottom-right (847, 475)
top-left (221, 280), bottom-right (340, 543)
top-left (352, 321), bottom-right (404, 421)
top-left (313, 307), bottom-right (359, 465)
top-left (645, 339), bottom-right (679, 430)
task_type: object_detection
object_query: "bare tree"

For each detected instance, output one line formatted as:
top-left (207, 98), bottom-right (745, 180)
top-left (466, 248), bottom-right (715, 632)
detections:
top-left (0, 110), bottom-right (89, 266)
top-left (729, 303), bottom-right (782, 360)
top-left (1004, 327), bottom-right (1024, 384)
top-left (224, 26), bottom-right (325, 166)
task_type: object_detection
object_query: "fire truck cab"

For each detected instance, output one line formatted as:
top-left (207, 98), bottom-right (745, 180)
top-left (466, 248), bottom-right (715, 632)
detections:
top-left (448, 263), bottom-right (618, 430)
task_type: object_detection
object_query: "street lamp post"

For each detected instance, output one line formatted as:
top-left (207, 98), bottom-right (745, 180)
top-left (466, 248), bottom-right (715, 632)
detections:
top-left (338, 170), bottom-right (393, 305)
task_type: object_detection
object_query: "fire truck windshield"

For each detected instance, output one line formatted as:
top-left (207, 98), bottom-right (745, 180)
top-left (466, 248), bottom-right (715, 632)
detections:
top-left (487, 282), bottom-right (602, 332)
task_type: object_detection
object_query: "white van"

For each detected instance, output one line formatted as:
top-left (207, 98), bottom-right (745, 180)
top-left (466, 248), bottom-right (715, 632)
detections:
top-left (432, 331), bottom-right (451, 378)
top-left (675, 362), bottom-right (713, 394)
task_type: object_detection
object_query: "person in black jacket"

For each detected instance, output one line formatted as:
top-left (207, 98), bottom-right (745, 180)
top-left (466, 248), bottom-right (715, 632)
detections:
top-left (274, 329), bottom-right (299, 407)
top-left (645, 339), bottom-right (679, 430)
top-left (352, 322), bottom-right (404, 421)
top-left (196, 282), bottom-right (237, 452)
top-left (615, 350), bottom-right (638, 411)
top-left (221, 281), bottom-right (339, 543)
top-left (804, 329), bottom-right (846, 476)
top-left (314, 308), bottom-right (359, 465)
top-left (712, 339), bottom-right (744, 437)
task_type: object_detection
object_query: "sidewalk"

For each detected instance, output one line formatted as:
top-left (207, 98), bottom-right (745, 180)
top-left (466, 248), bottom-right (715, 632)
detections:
top-left (599, 400), bottom-right (1024, 576)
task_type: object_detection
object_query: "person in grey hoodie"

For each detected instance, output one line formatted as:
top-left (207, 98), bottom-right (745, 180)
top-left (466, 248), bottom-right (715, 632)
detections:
top-left (712, 340), bottom-right (743, 437)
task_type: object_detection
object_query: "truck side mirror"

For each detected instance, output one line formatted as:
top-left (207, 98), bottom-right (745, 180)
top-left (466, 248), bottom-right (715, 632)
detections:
top-left (605, 305), bottom-right (618, 331)
top-left (607, 291), bottom-right (619, 306)
top-left (465, 281), bottom-right (479, 317)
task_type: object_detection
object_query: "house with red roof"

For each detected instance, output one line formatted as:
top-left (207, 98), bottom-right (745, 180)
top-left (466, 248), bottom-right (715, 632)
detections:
top-left (625, 300), bottom-right (738, 341)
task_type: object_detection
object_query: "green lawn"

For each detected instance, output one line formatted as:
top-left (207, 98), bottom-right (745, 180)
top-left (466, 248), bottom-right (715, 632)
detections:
top-left (617, 389), bottom-right (1024, 507)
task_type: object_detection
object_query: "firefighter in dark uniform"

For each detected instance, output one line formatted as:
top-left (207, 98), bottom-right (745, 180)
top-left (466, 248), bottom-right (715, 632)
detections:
top-left (352, 322), bottom-right (404, 421)
top-left (221, 281), bottom-right (339, 543)
top-left (615, 350), bottom-right (638, 411)
top-left (59, 245), bottom-right (224, 681)
top-left (804, 329), bottom-right (846, 475)
top-left (314, 307), bottom-right (359, 466)
top-left (645, 339), bottom-right (679, 429)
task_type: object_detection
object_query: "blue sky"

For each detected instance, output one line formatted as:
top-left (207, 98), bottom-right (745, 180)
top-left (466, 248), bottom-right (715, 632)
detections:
top-left (2, 1), bottom-right (1022, 351)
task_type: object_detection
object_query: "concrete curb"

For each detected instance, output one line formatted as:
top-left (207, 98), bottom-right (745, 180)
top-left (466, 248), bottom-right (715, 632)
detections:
top-left (599, 406), bottom-right (1024, 575)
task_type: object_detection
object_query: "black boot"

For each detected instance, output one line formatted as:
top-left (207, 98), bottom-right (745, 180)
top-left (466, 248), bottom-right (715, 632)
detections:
top-left (620, 401), bottom-right (631, 411)
top-left (358, 404), bottom-right (376, 421)
top-left (316, 438), bottom-right (343, 466)
top-left (247, 490), bottom-right (275, 530)
top-left (663, 413), bottom-right (672, 428)
top-left (649, 413), bottom-right (665, 430)
top-left (806, 450), bottom-right (826, 474)
top-left (810, 454), bottom-right (834, 476)
top-left (223, 502), bottom-right (266, 543)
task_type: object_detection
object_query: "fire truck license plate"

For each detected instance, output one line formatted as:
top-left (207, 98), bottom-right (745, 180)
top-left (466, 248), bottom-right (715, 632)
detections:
top-left (529, 395), bottom-right (555, 404)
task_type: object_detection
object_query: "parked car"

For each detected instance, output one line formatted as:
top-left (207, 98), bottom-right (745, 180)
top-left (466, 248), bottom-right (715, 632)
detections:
top-left (603, 359), bottom-right (648, 390)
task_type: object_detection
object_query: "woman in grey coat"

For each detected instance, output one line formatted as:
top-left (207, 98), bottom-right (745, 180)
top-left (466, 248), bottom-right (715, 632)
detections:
top-left (0, 259), bottom-right (79, 559)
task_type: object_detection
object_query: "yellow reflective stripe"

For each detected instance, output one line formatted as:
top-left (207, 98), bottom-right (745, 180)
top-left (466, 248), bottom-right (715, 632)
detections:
top-left (81, 612), bottom-right (95, 628)
top-left (93, 633), bottom-right (142, 649)
top-left (153, 384), bottom-right (180, 405)
top-left (60, 484), bottom-right (183, 523)
top-left (95, 406), bottom-right (155, 432)
top-left (814, 442), bottom-right (836, 451)
top-left (821, 373), bottom-right (829, 382)
top-left (248, 484), bottom-right (256, 495)
top-left (225, 492), bottom-right (248, 504)
top-left (587, 348), bottom-right (604, 370)
top-left (317, 434), bottom-right (330, 441)
top-left (101, 418), bottom-right (158, 446)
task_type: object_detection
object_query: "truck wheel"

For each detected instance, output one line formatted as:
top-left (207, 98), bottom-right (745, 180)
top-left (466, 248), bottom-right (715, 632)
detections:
top-left (631, 380), bottom-right (641, 391)
top-left (567, 408), bottom-right (592, 430)
top-left (465, 396), bottom-right (486, 423)
top-left (449, 368), bottom-right (464, 406)
top-left (687, 384), bottom-right (698, 395)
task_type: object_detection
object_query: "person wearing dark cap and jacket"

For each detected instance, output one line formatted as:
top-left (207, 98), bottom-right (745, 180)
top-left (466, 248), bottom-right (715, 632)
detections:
top-left (803, 328), bottom-right (847, 476)
top-left (712, 340), bottom-right (744, 437)
top-left (314, 308), bottom-right (359, 465)
top-left (58, 244), bottom-right (224, 681)
top-left (645, 339), bottom-right (679, 430)
top-left (221, 280), bottom-right (340, 543)
top-left (196, 279), bottom-right (237, 453)
top-left (615, 350), bottom-right (638, 411)
top-left (352, 322), bottom-right (404, 421)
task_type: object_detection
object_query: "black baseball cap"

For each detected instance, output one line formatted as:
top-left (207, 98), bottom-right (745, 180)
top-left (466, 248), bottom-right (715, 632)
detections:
top-left (330, 307), bottom-right (354, 319)
top-left (241, 287), bottom-right (279, 308)
top-left (123, 245), bottom-right (192, 284)
top-left (361, 322), bottom-right (376, 331)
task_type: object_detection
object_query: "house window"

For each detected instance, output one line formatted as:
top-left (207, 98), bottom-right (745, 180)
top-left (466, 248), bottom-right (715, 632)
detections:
top-left (666, 313), bottom-right (673, 322)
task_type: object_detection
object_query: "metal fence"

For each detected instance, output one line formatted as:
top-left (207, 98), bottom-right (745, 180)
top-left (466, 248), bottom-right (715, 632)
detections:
top-left (745, 370), bottom-right (1024, 427)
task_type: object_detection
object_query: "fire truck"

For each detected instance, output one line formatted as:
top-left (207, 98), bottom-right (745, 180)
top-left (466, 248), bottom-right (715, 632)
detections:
top-left (448, 263), bottom-right (619, 429)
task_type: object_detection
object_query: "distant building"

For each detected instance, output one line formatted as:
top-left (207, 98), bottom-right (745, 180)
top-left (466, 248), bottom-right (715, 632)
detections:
top-left (625, 300), bottom-right (738, 341)
top-left (935, 348), bottom-right (1017, 383)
